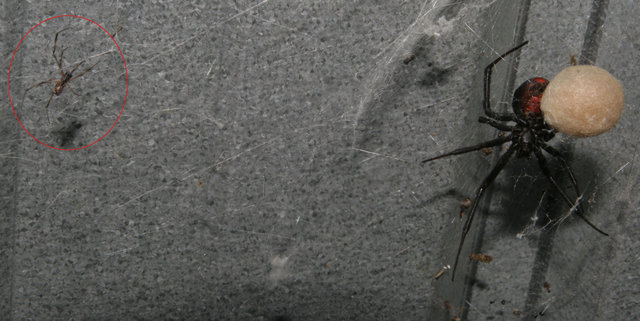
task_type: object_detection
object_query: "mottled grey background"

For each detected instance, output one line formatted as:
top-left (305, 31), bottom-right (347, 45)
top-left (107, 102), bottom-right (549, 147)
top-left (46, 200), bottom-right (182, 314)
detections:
top-left (1, 0), bottom-right (639, 320)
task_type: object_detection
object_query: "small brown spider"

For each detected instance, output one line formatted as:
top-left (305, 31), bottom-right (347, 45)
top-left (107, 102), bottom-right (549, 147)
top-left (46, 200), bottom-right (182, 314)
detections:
top-left (20, 27), bottom-right (99, 124)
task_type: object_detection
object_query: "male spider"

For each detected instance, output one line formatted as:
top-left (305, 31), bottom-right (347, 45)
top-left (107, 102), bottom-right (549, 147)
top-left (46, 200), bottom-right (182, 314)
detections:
top-left (422, 41), bottom-right (609, 281)
top-left (20, 27), bottom-right (99, 124)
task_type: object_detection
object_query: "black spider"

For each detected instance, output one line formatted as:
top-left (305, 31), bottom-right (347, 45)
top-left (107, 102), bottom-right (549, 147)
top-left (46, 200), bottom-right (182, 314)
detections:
top-left (422, 41), bottom-right (609, 281)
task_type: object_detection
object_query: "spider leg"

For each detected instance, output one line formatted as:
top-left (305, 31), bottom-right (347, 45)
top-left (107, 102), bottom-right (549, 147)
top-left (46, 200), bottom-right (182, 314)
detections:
top-left (70, 61), bottom-right (99, 81)
top-left (44, 92), bottom-right (55, 124)
top-left (52, 28), bottom-right (72, 55)
top-left (46, 82), bottom-right (55, 95)
top-left (422, 135), bottom-right (512, 163)
top-left (53, 28), bottom-right (72, 71)
top-left (111, 25), bottom-right (123, 38)
top-left (532, 148), bottom-right (609, 236)
top-left (69, 60), bottom-right (86, 75)
top-left (24, 80), bottom-right (52, 92)
top-left (56, 48), bottom-right (68, 76)
top-left (478, 116), bottom-right (515, 131)
top-left (537, 128), bottom-right (557, 142)
top-left (484, 41), bottom-right (529, 121)
top-left (20, 80), bottom-right (55, 109)
top-left (66, 83), bottom-right (80, 96)
top-left (451, 145), bottom-right (517, 281)
top-left (538, 142), bottom-right (583, 212)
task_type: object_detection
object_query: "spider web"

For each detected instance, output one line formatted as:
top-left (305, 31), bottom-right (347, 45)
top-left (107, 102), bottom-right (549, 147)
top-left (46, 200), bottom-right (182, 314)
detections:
top-left (352, 0), bottom-right (640, 320)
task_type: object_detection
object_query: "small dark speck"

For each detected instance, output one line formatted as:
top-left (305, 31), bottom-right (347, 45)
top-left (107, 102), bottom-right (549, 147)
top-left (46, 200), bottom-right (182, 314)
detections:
top-left (403, 53), bottom-right (416, 64)
top-left (501, 300), bottom-right (506, 305)
top-left (490, 300), bottom-right (495, 304)
top-left (271, 316), bottom-right (291, 321)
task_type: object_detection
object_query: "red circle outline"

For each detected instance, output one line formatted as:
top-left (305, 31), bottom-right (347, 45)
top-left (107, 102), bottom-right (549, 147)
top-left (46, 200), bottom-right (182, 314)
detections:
top-left (7, 15), bottom-right (128, 151)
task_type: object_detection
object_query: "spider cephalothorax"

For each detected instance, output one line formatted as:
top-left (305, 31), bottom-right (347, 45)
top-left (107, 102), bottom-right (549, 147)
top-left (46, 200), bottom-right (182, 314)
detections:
top-left (422, 41), bottom-right (609, 281)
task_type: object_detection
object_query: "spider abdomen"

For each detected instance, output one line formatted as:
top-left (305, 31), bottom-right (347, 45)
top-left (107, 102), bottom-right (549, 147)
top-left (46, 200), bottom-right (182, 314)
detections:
top-left (54, 82), bottom-right (65, 95)
top-left (512, 77), bottom-right (549, 119)
top-left (54, 73), bottom-right (73, 95)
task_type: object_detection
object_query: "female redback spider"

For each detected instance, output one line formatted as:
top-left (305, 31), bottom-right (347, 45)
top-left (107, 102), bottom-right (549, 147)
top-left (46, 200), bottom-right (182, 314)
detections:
top-left (422, 41), bottom-right (609, 281)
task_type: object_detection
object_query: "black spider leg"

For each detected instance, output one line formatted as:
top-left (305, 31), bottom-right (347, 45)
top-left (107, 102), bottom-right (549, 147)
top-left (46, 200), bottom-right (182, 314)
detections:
top-left (450, 144), bottom-right (518, 281)
top-left (538, 141), bottom-right (583, 213)
top-left (483, 41), bottom-right (529, 124)
top-left (422, 134), bottom-right (512, 163)
top-left (533, 147), bottom-right (609, 236)
top-left (478, 116), bottom-right (515, 131)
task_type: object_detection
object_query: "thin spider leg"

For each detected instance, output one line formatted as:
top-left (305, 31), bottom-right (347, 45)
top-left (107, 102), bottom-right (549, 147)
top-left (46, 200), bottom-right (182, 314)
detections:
top-left (422, 135), bottom-right (512, 163)
top-left (69, 60), bottom-right (86, 74)
top-left (478, 116), bottom-right (515, 131)
top-left (66, 83), bottom-right (80, 96)
top-left (532, 148), bottom-right (609, 236)
top-left (46, 82), bottom-right (55, 95)
top-left (53, 28), bottom-right (74, 74)
top-left (70, 61), bottom-right (99, 81)
top-left (44, 92), bottom-right (54, 124)
top-left (53, 46), bottom-right (62, 70)
top-left (484, 41), bottom-right (529, 121)
top-left (20, 80), bottom-right (55, 108)
top-left (111, 25), bottom-right (123, 38)
top-left (27, 80), bottom-right (55, 91)
top-left (538, 142), bottom-right (584, 214)
top-left (451, 145), bottom-right (517, 281)
top-left (52, 28), bottom-right (73, 64)
top-left (56, 48), bottom-right (68, 75)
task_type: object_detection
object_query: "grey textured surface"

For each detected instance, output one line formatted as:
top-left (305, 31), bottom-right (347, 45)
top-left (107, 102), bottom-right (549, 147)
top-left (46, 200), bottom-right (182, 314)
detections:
top-left (1, 0), bottom-right (639, 320)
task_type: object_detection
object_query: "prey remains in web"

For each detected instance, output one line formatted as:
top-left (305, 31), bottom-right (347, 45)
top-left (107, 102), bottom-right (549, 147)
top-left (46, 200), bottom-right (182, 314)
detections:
top-left (422, 41), bottom-right (623, 281)
top-left (20, 27), bottom-right (100, 124)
